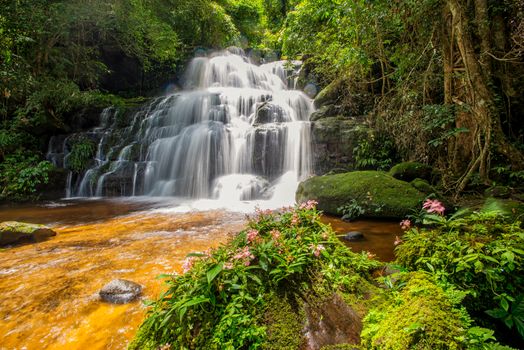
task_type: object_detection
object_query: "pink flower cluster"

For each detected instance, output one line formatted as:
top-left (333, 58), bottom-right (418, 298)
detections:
top-left (223, 262), bottom-right (234, 270)
top-left (291, 213), bottom-right (300, 225)
top-left (400, 219), bottom-right (411, 230)
top-left (246, 229), bottom-right (259, 243)
top-left (423, 199), bottom-right (445, 215)
top-left (394, 235), bottom-right (403, 246)
top-left (233, 246), bottom-right (255, 266)
top-left (299, 200), bottom-right (318, 210)
top-left (270, 229), bottom-right (281, 240)
top-left (182, 257), bottom-right (197, 273)
top-left (310, 244), bottom-right (325, 257)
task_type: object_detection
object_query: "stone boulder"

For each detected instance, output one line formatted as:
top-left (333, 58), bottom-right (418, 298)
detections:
top-left (311, 116), bottom-right (369, 175)
top-left (296, 171), bottom-right (425, 218)
top-left (389, 162), bottom-right (433, 182)
top-left (343, 232), bottom-right (365, 241)
top-left (0, 221), bottom-right (56, 246)
top-left (99, 279), bottom-right (143, 304)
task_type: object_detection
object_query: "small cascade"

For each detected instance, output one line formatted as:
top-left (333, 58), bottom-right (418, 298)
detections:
top-left (50, 51), bottom-right (313, 205)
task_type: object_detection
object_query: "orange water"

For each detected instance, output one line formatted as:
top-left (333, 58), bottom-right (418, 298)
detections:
top-left (0, 201), bottom-right (398, 350)
top-left (0, 200), bottom-right (245, 350)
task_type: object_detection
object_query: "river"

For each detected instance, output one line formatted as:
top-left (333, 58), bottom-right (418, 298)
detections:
top-left (0, 199), bottom-right (401, 349)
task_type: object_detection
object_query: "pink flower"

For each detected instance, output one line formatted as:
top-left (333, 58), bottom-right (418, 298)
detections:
top-left (246, 229), bottom-right (259, 243)
top-left (366, 251), bottom-right (376, 260)
top-left (291, 213), bottom-right (300, 225)
top-left (394, 235), bottom-right (403, 246)
top-left (400, 219), bottom-right (411, 230)
top-left (233, 246), bottom-right (255, 263)
top-left (299, 200), bottom-right (318, 210)
top-left (223, 262), bottom-right (233, 270)
top-left (310, 244), bottom-right (325, 257)
top-left (182, 257), bottom-right (197, 273)
top-left (270, 229), bottom-right (281, 240)
top-left (423, 199), bottom-right (445, 215)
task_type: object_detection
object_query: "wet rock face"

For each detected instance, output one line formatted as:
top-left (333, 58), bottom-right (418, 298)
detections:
top-left (99, 279), bottom-right (143, 304)
top-left (0, 221), bottom-right (57, 246)
top-left (311, 116), bottom-right (369, 175)
top-left (303, 293), bottom-right (362, 349)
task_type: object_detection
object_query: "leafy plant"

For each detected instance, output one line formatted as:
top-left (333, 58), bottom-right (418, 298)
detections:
top-left (395, 210), bottom-right (524, 341)
top-left (0, 152), bottom-right (53, 199)
top-left (130, 202), bottom-right (380, 349)
top-left (67, 138), bottom-right (96, 173)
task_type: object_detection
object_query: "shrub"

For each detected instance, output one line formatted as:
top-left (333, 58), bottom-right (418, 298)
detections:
top-left (130, 202), bottom-right (380, 350)
top-left (395, 211), bottom-right (524, 340)
top-left (66, 138), bottom-right (96, 173)
top-left (0, 152), bottom-right (53, 200)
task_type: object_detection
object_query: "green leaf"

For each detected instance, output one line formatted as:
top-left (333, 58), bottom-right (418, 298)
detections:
top-left (207, 263), bottom-right (223, 285)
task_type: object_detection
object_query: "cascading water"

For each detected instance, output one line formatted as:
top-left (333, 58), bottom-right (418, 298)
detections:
top-left (49, 50), bottom-right (313, 207)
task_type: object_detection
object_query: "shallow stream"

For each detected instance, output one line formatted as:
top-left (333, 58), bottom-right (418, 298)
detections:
top-left (0, 200), bottom-right (400, 349)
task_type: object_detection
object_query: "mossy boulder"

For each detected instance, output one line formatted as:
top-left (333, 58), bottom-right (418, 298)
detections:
top-left (389, 162), bottom-right (433, 182)
top-left (296, 171), bottom-right (425, 218)
top-left (410, 178), bottom-right (436, 194)
top-left (361, 272), bottom-right (470, 350)
top-left (0, 221), bottom-right (56, 246)
top-left (314, 78), bottom-right (344, 108)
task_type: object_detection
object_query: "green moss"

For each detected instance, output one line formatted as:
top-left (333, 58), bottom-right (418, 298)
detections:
top-left (410, 178), bottom-right (435, 194)
top-left (67, 138), bottom-right (96, 173)
top-left (389, 162), bottom-right (433, 182)
top-left (361, 272), bottom-right (468, 350)
top-left (262, 292), bottom-right (306, 350)
top-left (296, 171), bottom-right (425, 218)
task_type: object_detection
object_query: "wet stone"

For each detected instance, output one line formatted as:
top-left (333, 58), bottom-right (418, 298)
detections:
top-left (99, 279), bottom-right (143, 304)
top-left (342, 231), bottom-right (364, 242)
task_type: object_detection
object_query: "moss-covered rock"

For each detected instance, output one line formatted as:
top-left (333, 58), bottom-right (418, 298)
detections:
top-left (296, 171), bottom-right (425, 218)
top-left (0, 221), bottom-right (56, 246)
top-left (314, 78), bottom-right (344, 108)
top-left (361, 272), bottom-right (470, 350)
top-left (389, 162), bottom-right (433, 182)
top-left (410, 178), bottom-right (436, 194)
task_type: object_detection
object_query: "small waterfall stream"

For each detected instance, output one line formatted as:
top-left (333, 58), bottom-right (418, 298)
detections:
top-left (49, 51), bottom-right (313, 205)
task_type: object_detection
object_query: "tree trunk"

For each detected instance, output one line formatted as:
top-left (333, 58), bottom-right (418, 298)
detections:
top-left (446, 0), bottom-right (524, 193)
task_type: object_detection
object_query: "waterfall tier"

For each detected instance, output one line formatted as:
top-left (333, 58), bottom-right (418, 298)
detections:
top-left (48, 51), bottom-right (313, 205)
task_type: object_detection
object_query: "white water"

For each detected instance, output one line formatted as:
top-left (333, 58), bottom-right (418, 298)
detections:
top-left (51, 51), bottom-right (313, 209)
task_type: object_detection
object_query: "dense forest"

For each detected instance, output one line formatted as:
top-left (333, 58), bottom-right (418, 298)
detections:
top-left (2, 0), bottom-right (524, 199)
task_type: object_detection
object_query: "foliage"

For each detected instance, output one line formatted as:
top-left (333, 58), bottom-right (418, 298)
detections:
top-left (353, 134), bottom-right (396, 171)
top-left (0, 152), bottom-right (53, 199)
top-left (361, 272), bottom-right (505, 350)
top-left (67, 138), bottom-right (96, 173)
top-left (130, 202), bottom-right (380, 349)
top-left (338, 198), bottom-right (384, 222)
top-left (395, 211), bottom-right (524, 340)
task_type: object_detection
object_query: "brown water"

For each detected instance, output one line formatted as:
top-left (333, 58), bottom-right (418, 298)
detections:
top-left (0, 200), bottom-right (399, 350)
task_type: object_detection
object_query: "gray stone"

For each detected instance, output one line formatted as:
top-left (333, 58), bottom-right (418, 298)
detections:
top-left (343, 232), bottom-right (364, 241)
top-left (99, 279), bottom-right (143, 304)
top-left (0, 221), bottom-right (56, 246)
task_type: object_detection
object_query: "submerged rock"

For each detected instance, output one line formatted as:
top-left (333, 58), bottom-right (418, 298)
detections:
top-left (0, 221), bottom-right (56, 246)
top-left (343, 231), bottom-right (365, 241)
top-left (99, 279), bottom-right (143, 304)
top-left (296, 171), bottom-right (425, 218)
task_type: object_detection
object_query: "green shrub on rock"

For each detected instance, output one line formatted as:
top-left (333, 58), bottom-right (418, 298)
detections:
top-left (130, 202), bottom-right (381, 350)
top-left (395, 211), bottom-right (524, 340)
top-left (296, 171), bottom-right (425, 218)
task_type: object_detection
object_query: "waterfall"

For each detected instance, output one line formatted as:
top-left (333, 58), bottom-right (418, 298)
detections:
top-left (51, 51), bottom-right (313, 206)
